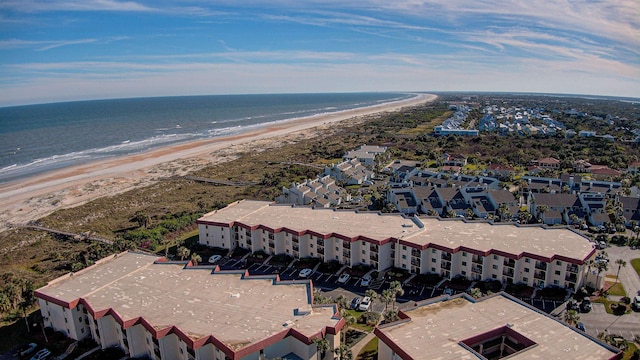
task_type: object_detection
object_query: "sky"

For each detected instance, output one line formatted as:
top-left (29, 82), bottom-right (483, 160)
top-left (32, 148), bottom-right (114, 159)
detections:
top-left (0, 0), bottom-right (639, 106)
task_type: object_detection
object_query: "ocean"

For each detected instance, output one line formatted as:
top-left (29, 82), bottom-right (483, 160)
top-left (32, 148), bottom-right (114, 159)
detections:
top-left (0, 93), bottom-right (412, 183)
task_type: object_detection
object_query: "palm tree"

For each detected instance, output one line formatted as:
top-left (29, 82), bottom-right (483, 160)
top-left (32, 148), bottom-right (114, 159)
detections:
top-left (564, 309), bottom-right (580, 325)
top-left (313, 337), bottom-right (329, 360)
top-left (536, 204), bottom-right (549, 221)
top-left (190, 253), bottom-right (202, 266)
top-left (335, 295), bottom-right (349, 311)
top-left (389, 281), bottom-right (404, 311)
top-left (381, 289), bottom-right (393, 312)
top-left (614, 259), bottom-right (627, 284)
top-left (333, 344), bottom-right (352, 360)
top-left (177, 246), bottom-right (191, 261)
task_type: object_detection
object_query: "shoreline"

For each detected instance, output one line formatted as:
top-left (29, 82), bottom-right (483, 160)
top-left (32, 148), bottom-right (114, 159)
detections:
top-left (0, 93), bottom-right (436, 231)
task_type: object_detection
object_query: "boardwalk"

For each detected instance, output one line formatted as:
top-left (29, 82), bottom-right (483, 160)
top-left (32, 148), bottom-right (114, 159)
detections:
top-left (7, 223), bottom-right (113, 245)
top-left (181, 175), bottom-right (258, 186)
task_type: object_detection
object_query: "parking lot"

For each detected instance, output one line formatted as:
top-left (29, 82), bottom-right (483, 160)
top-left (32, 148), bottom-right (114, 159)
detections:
top-left (204, 250), bottom-right (640, 341)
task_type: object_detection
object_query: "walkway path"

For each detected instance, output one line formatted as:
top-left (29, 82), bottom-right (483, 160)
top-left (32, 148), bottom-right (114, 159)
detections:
top-left (349, 331), bottom-right (377, 359)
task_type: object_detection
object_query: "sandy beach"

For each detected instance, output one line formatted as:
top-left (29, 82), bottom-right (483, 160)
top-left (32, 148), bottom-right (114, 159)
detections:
top-left (0, 93), bottom-right (436, 231)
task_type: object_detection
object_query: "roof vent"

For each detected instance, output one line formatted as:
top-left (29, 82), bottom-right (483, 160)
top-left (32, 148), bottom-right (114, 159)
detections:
top-left (230, 293), bottom-right (240, 298)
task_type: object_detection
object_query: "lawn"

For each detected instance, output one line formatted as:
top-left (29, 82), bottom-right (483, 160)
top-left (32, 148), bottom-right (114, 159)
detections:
top-left (357, 337), bottom-right (378, 360)
top-left (343, 309), bottom-right (376, 332)
top-left (604, 281), bottom-right (626, 297)
top-left (592, 297), bottom-right (631, 315)
top-left (631, 258), bottom-right (640, 277)
top-left (622, 342), bottom-right (638, 360)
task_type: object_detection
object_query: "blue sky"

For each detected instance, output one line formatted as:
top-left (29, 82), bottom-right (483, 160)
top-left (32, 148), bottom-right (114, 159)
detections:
top-left (0, 0), bottom-right (638, 106)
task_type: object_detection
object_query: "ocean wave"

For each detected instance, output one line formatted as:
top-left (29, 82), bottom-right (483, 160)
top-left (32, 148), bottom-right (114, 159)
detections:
top-left (0, 133), bottom-right (199, 180)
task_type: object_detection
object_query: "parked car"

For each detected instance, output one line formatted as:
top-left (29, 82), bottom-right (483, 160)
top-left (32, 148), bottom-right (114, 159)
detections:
top-left (598, 241), bottom-right (607, 249)
top-left (359, 296), bottom-right (372, 311)
top-left (576, 322), bottom-right (585, 332)
top-left (566, 300), bottom-right (579, 311)
top-left (208, 255), bottom-right (222, 263)
top-left (350, 297), bottom-right (362, 310)
top-left (632, 295), bottom-right (640, 311)
top-left (18, 343), bottom-right (37, 357)
top-left (580, 297), bottom-right (592, 313)
top-left (361, 274), bottom-right (372, 287)
top-left (29, 349), bottom-right (51, 360)
top-left (299, 268), bottom-right (313, 278)
top-left (443, 288), bottom-right (454, 296)
top-left (337, 273), bottom-right (351, 284)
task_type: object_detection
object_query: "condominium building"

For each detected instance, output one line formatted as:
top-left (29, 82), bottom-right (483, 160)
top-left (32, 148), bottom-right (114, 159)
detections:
top-left (34, 251), bottom-right (342, 360)
top-left (375, 293), bottom-right (621, 359)
top-left (198, 201), bottom-right (596, 290)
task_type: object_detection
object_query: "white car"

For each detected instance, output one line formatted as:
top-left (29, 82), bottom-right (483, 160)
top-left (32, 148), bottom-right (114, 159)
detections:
top-left (359, 296), bottom-right (372, 311)
top-left (30, 349), bottom-right (51, 360)
top-left (338, 273), bottom-right (351, 284)
top-left (299, 268), bottom-right (313, 278)
top-left (361, 274), bottom-right (372, 287)
top-left (208, 255), bottom-right (222, 263)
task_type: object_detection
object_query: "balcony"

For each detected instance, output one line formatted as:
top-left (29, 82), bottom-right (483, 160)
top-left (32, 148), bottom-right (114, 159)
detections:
top-left (472, 265), bottom-right (483, 274)
top-left (411, 258), bottom-right (420, 266)
top-left (566, 264), bottom-right (579, 273)
top-left (343, 242), bottom-right (351, 249)
top-left (534, 270), bottom-right (546, 280)
top-left (268, 241), bottom-right (275, 248)
top-left (472, 256), bottom-right (484, 265)
top-left (246, 239), bottom-right (252, 245)
top-left (503, 259), bottom-right (515, 268)
top-left (441, 252), bottom-right (452, 261)
top-left (370, 245), bottom-right (378, 253)
top-left (565, 273), bottom-right (577, 282)
top-left (411, 249), bottom-right (421, 257)
top-left (292, 245), bottom-right (299, 251)
top-left (534, 262), bottom-right (547, 270)
top-left (343, 250), bottom-right (351, 258)
top-left (318, 246), bottom-right (324, 255)
top-left (292, 237), bottom-right (299, 243)
top-left (318, 238), bottom-right (325, 246)
top-left (370, 254), bottom-right (378, 262)
top-left (441, 261), bottom-right (451, 271)
top-left (502, 268), bottom-right (514, 277)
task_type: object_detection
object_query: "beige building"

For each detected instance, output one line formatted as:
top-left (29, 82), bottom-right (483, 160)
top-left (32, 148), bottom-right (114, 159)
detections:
top-left (375, 293), bottom-right (621, 359)
top-left (35, 251), bottom-right (342, 360)
top-left (198, 201), bottom-right (596, 290)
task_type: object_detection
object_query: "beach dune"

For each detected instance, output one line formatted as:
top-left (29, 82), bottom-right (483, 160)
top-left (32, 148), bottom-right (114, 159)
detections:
top-left (0, 93), bottom-right (436, 231)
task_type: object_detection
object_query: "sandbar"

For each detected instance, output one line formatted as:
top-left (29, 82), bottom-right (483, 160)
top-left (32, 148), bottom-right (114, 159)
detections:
top-left (0, 93), bottom-right (436, 231)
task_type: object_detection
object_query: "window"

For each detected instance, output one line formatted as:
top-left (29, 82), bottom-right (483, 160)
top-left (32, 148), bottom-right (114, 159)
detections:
top-left (310, 244), bottom-right (314, 248)
top-left (403, 245), bottom-right (407, 250)
top-left (462, 261), bottom-right (467, 266)
top-left (402, 264), bottom-right (407, 269)
top-left (525, 258), bottom-right (531, 263)
top-left (336, 247), bottom-right (339, 251)
top-left (524, 268), bottom-right (530, 273)
top-left (79, 317), bottom-right (82, 322)
top-left (555, 270), bottom-right (561, 275)
top-left (493, 255), bottom-right (498, 260)
top-left (432, 249), bottom-right (437, 254)
top-left (492, 274), bottom-right (497, 279)
top-left (461, 271), bottom-right (466, 275)
top-left (431, 258), bottom-right (436, 263)
top-left (431, 267), bottom-right (436, 272)
top-left (462, 252), bottom-right (467, 257)
top-left (362, 250), bottom-right (366, 254)
top-left (402, 255), bottom-right (407, 259)
top-left (553, 280), bottom-right (559, 285)
top-left (523, 277), bottom-right (528, 282)
top-left (492, 265), bottom-right (498, 270)
top-left (556, 261), bottom-right (561, 266)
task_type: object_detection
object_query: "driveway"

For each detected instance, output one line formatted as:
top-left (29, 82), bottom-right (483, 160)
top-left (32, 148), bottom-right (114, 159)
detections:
top-left (579, 303), bottom-right (640, 340)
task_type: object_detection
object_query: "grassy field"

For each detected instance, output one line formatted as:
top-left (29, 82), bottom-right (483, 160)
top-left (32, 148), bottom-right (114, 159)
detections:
top-left (605, 281), bottom-right (627, 297)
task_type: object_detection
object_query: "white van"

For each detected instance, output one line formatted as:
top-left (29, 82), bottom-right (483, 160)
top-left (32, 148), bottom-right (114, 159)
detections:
top-left (359, 296), bottom-right (371, 311)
